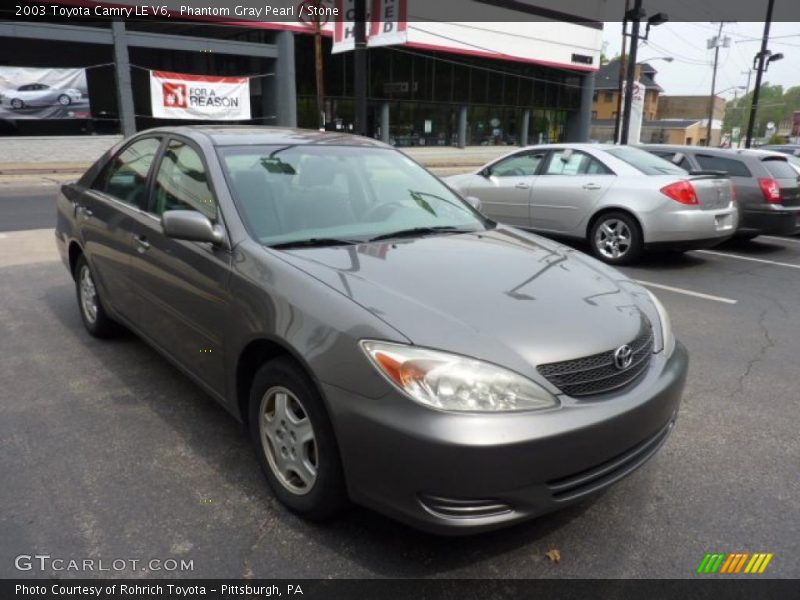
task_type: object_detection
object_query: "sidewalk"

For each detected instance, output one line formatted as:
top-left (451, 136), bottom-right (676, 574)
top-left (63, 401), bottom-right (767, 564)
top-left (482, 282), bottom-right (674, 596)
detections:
top-left (0, 135), bottom-right (517, 183)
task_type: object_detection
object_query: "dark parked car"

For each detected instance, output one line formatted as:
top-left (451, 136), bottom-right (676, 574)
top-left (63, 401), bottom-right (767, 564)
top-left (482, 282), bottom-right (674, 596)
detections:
top-left (56, 126), bottom-right (687, 534)
top-left (760, 144), bottom-right (800, 157)
top-left (640, 145), bottom-right (800, 239)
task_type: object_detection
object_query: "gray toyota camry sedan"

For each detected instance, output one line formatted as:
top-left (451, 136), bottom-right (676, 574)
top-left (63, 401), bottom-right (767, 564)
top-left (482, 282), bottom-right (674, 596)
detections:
top-left (56, 126), bottom-right (688, 534)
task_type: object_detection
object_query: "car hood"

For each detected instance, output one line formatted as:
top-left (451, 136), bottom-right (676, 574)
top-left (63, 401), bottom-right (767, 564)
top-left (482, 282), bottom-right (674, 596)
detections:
top-left (277, 226), bottom-right (652, 380)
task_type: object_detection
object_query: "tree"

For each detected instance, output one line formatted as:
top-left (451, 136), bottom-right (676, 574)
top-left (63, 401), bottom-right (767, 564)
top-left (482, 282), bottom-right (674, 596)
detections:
top-left (724, 83), bottom-right (800, 139)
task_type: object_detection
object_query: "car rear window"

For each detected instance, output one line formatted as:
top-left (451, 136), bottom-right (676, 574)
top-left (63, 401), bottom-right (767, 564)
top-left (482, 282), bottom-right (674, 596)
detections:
top-left (605, 147), bottom-right (686, 175)
top-left (762, 158), bottom-right (798, 179)
top-left (695, 155), bottom-right (752, 177)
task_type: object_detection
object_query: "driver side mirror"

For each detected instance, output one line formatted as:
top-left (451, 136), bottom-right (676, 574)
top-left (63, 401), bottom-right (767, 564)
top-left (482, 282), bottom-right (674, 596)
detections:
top-left (162, 210), bottom-right (225, 245)
top-left (465, 196), bottom-right (482, 212)
top-left (480, 167), bottom-right (491, 178)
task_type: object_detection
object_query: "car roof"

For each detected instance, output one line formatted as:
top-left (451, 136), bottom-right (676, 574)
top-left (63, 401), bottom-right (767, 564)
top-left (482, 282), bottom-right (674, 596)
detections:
top-left (638, 144), bottom-right (788, 160)
top-left (137, 125), bottom-right (392, 148)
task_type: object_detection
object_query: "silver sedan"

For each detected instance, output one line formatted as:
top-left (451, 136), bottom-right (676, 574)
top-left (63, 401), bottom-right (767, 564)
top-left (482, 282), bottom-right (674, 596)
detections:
top-left (445, 144), bottom-right (738, 264)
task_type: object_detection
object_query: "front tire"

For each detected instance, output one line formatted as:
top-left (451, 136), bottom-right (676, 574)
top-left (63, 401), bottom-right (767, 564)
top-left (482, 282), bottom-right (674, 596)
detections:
top-left (58, 94), bottom-right (71, 106)
top-left (10, 98), bottom-right (24, 109)
top-left (74, 255), bottom-right (120, 338)
top-left (248, 357), bottom-right (348, 520)
top-left (589, 212), bottom-right (643, 265)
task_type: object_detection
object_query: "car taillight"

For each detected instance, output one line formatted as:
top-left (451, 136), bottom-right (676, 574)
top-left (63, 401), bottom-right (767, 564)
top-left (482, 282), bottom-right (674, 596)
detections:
top-left (730, 183), bottom-right (736, 202)
top-left (660, 180), bottom-right (699, 205)
top-left (758, 178), bottom-right (782, 203)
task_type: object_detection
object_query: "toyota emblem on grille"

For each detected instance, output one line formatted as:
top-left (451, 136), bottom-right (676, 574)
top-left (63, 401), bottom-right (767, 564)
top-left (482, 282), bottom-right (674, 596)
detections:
top-left (613, 345), bottom-right (633, 370)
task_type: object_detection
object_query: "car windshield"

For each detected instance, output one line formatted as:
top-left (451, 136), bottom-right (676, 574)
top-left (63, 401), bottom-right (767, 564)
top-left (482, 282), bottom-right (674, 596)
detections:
top-left (605, 147), bottom-right (687, 175)
top-left (218, 145), bottom-right (490, 247)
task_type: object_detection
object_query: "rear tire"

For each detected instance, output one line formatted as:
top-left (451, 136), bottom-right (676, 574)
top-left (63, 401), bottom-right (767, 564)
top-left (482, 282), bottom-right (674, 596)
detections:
top-left (10, 98), bottom-right (24, 109)
top-left (589, 212), bottom-right (643, 265)
top-left (248, 357), bottom-right (348, 520)
top-left (74, 255), bottom-right (121, 338)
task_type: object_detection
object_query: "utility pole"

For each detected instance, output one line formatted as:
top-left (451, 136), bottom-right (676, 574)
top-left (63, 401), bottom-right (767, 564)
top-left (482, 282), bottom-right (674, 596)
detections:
top-left (613, 0), bottom-right (630, 144)
top-left (742, 69), bottom-right (753, 98)
top-left (353, 0), bottom-right (368, 136)
top-left (745, 0), bottom-right (775, 148)
top-left (706, 23), bottom-right (729, 147)
top-left (620, 0), bottom-right (642, 145)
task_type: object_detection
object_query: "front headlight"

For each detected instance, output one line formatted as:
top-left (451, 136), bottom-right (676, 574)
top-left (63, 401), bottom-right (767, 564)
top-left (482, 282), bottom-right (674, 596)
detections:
top-left (647, 290), bottom-right (675, 357)
top-left (360, 341), bottom-right (558, 412)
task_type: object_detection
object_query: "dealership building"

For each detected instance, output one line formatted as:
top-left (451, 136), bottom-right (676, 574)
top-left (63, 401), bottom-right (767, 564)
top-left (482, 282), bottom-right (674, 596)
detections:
top-left (0, 1), bottom-right (604, 146)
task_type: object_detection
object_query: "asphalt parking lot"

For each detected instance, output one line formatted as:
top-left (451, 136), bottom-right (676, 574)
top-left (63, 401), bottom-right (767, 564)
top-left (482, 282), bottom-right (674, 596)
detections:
top-left (1, 184), bottom-right (798, 579)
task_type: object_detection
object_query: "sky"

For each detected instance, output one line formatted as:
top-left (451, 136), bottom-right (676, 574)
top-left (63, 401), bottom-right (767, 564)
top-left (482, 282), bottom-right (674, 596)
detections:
top-left (601, 21), bottom-right (800, 98)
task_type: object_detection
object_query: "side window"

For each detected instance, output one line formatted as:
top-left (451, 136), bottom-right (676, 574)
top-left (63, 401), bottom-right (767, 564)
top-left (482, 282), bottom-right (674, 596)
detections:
top-left (92, 137), bottom-right (161, 209)
top-left (695, 155), bottom-right (752, 177)
top-left (152, 140), bottom-right (216, 219)
top-left (653, 152), bottom-right (691, 172)
top-left (545, 150), bottom-right (612, 176)
top-left (489, 152), bottom-right (545, 177)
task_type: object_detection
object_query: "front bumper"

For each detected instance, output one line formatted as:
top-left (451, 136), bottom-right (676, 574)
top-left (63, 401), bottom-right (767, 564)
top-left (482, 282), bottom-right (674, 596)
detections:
top-left (324, 342), bottom-right (689, 534)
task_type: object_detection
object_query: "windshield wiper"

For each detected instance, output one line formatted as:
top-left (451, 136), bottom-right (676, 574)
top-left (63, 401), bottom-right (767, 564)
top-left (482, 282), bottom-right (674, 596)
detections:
top-left (269, 238), bottom-right (361, 250)
top-left (368, 226), bottom-right (475, 242)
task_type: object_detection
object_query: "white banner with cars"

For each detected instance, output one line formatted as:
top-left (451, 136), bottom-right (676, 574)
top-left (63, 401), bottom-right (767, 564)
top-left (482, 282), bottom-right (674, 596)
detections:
top-left (149, 70), bottom-right (251, 121)
top-left (0, 67), bottom-right (90, 119)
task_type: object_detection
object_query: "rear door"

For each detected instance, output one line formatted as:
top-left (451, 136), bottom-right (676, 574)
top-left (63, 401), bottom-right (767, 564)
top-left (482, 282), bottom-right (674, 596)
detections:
top-left (530, 149), bottom-right (615, 234)
top-left (466, 150), bottom-right (546, 227)
top-left (127, 136), bottom-right (231, 396)
top-left (79, 136), bottom-right (162, 322)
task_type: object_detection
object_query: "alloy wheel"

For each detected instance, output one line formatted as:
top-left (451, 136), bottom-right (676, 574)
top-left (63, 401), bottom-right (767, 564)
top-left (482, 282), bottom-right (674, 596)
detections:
top-left (259, 386), bottom-right (318, 496)
top-left (79, 265), bottom-right (98, 324)
top-left (595, 218), bottom-right (632, 260)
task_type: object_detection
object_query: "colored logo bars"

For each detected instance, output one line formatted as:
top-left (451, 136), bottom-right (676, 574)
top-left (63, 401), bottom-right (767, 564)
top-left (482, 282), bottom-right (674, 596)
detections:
top-left (696, 552), bottom-right (774, 574)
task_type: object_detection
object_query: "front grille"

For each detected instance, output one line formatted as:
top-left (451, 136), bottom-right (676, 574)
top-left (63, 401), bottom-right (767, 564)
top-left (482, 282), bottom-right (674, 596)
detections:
top-left (537, 319), bottom-right (654, 397)
top-left (546, 419), bottom-right (674, 501)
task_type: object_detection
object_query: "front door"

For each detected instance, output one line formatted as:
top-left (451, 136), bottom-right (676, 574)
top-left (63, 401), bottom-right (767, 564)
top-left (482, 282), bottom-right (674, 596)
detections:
top-left (128, 138), bottom-right (231, 397)
top-left (467, 150), bottom-right (547, 227)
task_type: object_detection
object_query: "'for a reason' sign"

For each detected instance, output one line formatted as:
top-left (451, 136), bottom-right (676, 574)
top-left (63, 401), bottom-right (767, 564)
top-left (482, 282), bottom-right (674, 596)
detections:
top-left (149, 70), bottom-right (251, 120)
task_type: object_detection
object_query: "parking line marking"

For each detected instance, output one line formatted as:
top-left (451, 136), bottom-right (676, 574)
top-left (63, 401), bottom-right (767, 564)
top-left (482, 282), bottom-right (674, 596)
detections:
top-left (696, 249), bottom-right (800, 270)
top-left (634, 280), bottom-right (738, 304)
top-left (761, 235), bottom-right (800, 244)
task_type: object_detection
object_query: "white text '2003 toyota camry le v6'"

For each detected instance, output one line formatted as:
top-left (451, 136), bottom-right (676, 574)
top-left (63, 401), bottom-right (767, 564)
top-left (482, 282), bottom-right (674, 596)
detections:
top-left (56, 127), bottom-right (688, 534)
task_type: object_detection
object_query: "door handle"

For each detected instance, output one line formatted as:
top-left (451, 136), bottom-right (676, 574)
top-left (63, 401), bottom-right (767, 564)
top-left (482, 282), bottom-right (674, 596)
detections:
top-left (76, 205), bottom-right (93, 218)
top-left (583, 183), bottom-right (602, 191)
top-left (133, 234), bottom-right (151, 252)
top-left (515, 182), bottom-right (531, 190)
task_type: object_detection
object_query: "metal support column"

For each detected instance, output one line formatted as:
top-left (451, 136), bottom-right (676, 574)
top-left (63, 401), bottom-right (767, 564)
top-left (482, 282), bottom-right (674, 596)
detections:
top-left (458, 106), bottom-right (468, 148)
top-left (275, 30), bottom-right (297, 127)
top-left (578, 71), bottom-right (595, 143)
top-left (520, 109), bottom-right (530, 146)
top-left (380, 102), bottom-right (390, 144)
top-left (111, 21), bottom-right (136, 137)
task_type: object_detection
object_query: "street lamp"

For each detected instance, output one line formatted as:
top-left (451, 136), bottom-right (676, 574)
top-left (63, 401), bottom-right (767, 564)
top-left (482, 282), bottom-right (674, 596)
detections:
top-left (638, 56), bottom-right (674, 64)
top-left (620, 0), bottom-right (669, 144)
